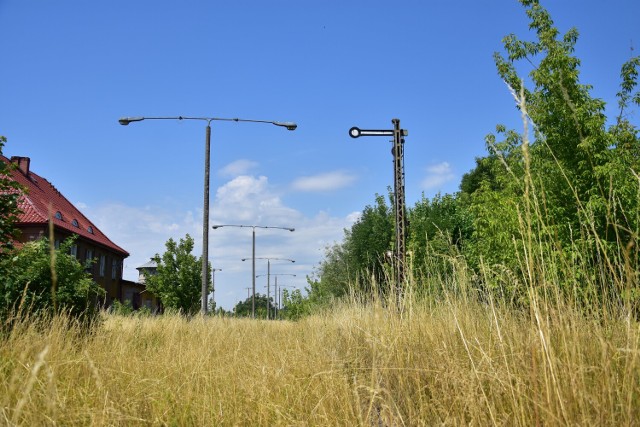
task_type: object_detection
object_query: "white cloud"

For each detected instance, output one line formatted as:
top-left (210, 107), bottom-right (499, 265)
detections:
top-left (219, 159), bottom-right (258, 177)
top-left (213, 175), bottom-right (301, 224)
top-left (421, 162), bottom-right (455, 190)
top-left (291, 170), bottom-right (357, 192)
top-left (346, 211), bottom-right (362, 223)
top-left (85, 174), bottom-right (354, 311)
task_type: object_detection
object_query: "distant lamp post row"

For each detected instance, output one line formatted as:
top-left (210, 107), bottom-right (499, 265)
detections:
top-left (212, 224), bottom-right (295, 318)
top-left (119, 116), bottom-right (297, 314)
top-left (250, 258), bottom-right (295, 319)
top-left (257, 273), bottom-right (296, 319)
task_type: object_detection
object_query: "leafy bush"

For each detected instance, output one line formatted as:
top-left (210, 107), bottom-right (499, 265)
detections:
top-left (0, 236), bottom-right (104, 321)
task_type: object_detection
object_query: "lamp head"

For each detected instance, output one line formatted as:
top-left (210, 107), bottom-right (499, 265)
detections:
top-left (274, 121), bottom-right (297, 131)
top-left (118, 117), bottom-right (144, 126)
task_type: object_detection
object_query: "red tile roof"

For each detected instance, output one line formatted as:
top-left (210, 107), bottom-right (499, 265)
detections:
top-left (1, 155), bottom-right (129, 257)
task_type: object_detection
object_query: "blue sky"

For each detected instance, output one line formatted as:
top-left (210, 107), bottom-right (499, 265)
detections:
top-left (1, 0), bottom-right (638, 310)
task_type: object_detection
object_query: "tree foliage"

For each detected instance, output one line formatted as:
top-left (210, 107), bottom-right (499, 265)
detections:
top-left (145, 234), bottom-right (210, 315)
top-left (304, 0), bottom-right (640, 315)
top-left (0, 236), bottom-right (104, 320)
top-left (280, 288), bottom-right (311, 320)
top-left (312, 193), bottom-right (394, 299)
top-left (232, 293), bottom-right (273, 318)
top-left (0, 136), bottom-right (23, 255)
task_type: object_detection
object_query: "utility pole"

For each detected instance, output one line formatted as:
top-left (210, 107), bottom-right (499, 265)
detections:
top-left (349, 118), bottom-right (408, 298)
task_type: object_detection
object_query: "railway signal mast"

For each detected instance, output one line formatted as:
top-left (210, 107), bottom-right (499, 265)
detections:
top-left (349, 118), bottom-right (408, 299)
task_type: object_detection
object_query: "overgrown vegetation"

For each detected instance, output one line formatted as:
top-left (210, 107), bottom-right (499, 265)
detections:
top-left (0, 1), bottom-right (639, 423)
top-left (144, 234), bottom-right (211, 315)
top-left (0, 236), bottom-right (104, 323)
top-left (0, 136), bottom-right (22, 255)
top-left (306, 0), bottom-right (640, 317)
top-left (2, 293), bottom-right (639, 425)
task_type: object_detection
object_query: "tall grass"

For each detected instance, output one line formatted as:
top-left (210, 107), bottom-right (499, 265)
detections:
top-left (1, 287), bottom-right (639, 425)
top-left (2, 85), bottom-right (639, 426)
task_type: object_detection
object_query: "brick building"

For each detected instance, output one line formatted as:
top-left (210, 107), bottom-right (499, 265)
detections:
top-left (2, 155), bottom-right (130, 306)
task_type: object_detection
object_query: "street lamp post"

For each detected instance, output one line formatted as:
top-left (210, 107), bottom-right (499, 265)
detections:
top-left (119, 116), bottom-right (296, 314)
top-left (212, 224), bottom-right (295, 318)
top-left (251, 261), bottom-right (294, 319)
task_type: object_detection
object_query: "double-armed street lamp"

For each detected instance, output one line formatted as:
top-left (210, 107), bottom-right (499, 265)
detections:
top-left (250, 259), bottom-right (295, 319)
top-left (118, 116), bottom-right (297, 314)
top-left (211, 224), bottom-right (295, 318)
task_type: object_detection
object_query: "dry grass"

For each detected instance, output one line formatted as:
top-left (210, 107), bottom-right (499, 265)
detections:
top-left (1, 293), bottom-right (639, 426)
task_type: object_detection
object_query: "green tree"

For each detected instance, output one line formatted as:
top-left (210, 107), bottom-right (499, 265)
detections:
top-left (408, 192), bottom-right (473, 277)
top-left (460, 0), bottom-right (640, 304)
top-left (232, 293), bottom-right (272, 318)
top-left (0, 136), bottom-right (23, 255)
top-left (280, 288), bottom-right (311, 320)
top-left (311, 193), bottom-right (394, 301)
top-left (345, 193), bottom-right (394, 293)
top-left (0, 236), bottom-right (104, 320)
top-left (145, 234), bottom-right (210, 315)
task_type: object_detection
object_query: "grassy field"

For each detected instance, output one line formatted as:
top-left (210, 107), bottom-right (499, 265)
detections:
top-left (1, 293), bottom-right (639, 426)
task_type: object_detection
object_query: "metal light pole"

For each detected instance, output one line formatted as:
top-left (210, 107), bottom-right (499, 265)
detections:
top-left (212, 224), bottom-right (295, 318)
top-left (252, 262), bottom-right (295, 319)
top-left (119, 116), bottom-right (296, 314)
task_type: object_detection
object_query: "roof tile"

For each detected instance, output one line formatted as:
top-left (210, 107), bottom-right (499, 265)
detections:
top-left (1, 155), bottom-right (129, 256)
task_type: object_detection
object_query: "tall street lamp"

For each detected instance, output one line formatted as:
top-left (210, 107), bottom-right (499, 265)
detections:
top-left (211, 224), bottom-right (295, 318)
top-left (248, 258), bottom-right (295, 319)
top-left (119, 116), bottom-right (297, 314)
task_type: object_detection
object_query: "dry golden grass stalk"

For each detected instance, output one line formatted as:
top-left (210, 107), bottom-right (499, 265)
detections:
top-left (1, 291), bottom-right (638, 426)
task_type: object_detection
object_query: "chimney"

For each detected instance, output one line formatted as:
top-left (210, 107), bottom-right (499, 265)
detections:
top-left (10, 156), bottom-right (30, 176)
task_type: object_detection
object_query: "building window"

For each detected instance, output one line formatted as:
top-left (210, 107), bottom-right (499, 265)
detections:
top-left (99, 255), bottom-right (106, 277)
top-left (54, 239), bottom-right (60, 249)
top-left (85, 249), bottom-right (93, 270)
top-left (72, 219), bottom-right (79, 227)
top-left (111, 260), bottom-right (117, 279)
top-left (70, 244), bottom-right (78, 258)
top-left (54, 211), bottom-right (62, 220)
top-left (87, 226), bottom-right (94, 234)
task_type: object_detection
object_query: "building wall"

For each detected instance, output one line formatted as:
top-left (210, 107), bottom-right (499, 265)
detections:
top-left (121, 280), bottom-right (161, 312)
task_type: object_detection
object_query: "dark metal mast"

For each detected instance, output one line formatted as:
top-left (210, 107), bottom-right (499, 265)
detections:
top-left (349, 118), bottom-right (408, 298)
top-left (391, 118), bottom-right (406, 291)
